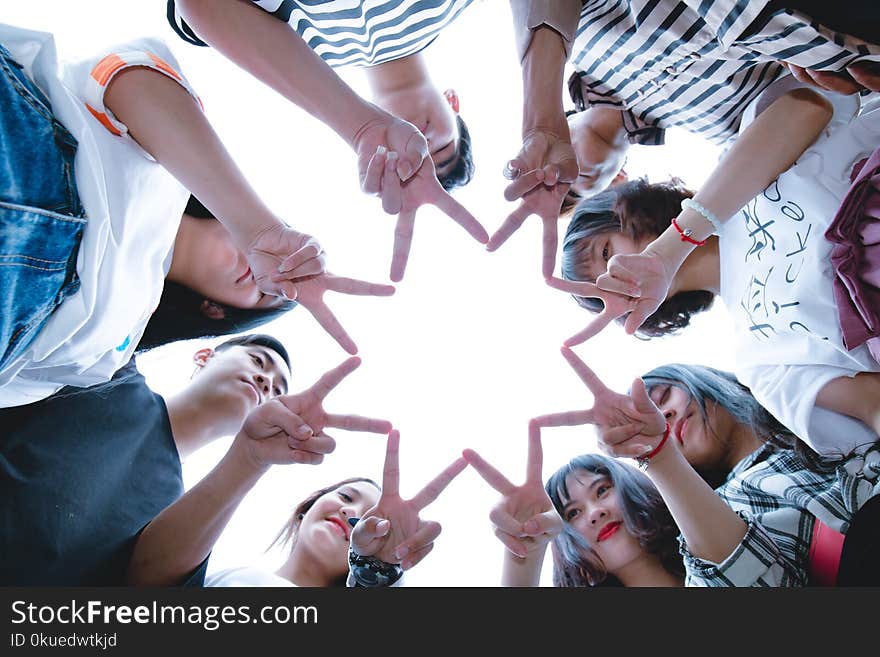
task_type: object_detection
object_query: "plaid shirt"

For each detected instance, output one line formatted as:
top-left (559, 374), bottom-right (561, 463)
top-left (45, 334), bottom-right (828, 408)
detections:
top-left (567, 1), bottom-right (880, 145)
top-left (682, 443), bottom-right (880, 587)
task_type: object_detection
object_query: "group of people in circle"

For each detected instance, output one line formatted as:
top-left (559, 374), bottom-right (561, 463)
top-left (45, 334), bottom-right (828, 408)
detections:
top-left (2, 0), bottom-right (880, 588)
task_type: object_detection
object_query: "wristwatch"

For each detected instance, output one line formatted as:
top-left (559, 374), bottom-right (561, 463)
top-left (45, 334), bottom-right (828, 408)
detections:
top-left (347, 548), bottom-right (404, 588)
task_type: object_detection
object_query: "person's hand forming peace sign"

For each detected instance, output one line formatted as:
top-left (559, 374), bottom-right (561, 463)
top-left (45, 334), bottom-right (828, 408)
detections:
top-left (532, 348), bottom-right (668, 460)
top-left (276, 272), bottom-right (395, 355)
top-left (488, 129), bottom-right (579, 278)
top-left (357, 120), bottom-right (489, 282)
top-left (463, 422), bottom-right (563, 560)
top-left (350, 430), bottom-right (467, 570)
top-left (234, 356), bottom-right (393, 470)
top-left (545, 245), bottom-right (672, 345)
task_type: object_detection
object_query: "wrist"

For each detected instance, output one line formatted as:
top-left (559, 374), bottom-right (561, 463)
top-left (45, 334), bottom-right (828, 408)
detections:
top-left (643, 230), bottom-right (693, 278)
top-left (347, 102), bottom-right (391, 151)
top-left (521, 29), bottom-right (566, 134)
top-left (227, 434), bottom-right (272, 480)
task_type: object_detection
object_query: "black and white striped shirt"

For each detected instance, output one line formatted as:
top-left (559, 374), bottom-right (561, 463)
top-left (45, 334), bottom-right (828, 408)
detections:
top-left (167, 0), bottom-right (474, 67)
top-left (567, 0), bottom-right (880, 145)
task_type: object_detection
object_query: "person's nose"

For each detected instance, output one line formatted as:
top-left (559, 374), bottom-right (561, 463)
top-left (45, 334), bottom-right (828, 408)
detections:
top-left (588, 504), bottom-right (608, 525)
top-left (252, 373), bottom-right (270, 399)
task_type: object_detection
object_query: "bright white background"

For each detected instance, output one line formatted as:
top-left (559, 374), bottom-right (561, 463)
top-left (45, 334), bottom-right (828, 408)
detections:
top-left (6, 1), bottom-right (737, 586)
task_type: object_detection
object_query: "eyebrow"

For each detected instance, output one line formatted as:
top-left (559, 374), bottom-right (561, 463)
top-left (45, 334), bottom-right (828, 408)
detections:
top-left (432, 139), bottom-right (458, 172)
top-left (254, 347), bottom-right (289, 394)
top-left (561, 474), bottom-right (609, 512)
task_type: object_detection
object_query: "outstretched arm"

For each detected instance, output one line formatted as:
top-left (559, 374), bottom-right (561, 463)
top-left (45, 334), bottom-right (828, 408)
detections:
top-left (560, 88), bottom-right (835, 343)
top-left (127, 357), bottom-right (392, 585)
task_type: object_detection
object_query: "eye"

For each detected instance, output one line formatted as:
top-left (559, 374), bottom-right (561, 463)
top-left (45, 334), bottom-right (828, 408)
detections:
top-left (602, 242), bottom-right (609, 261)
top-left (251, 353), bottom-right (265, 368)
top-left (565, 508), bottom-right (581, 521)
top-left (597, 483), bottom-right (612, 497)
top-left (273, 386), bottom-right (282, 397)
top-left (339, 492), bottom-right (353, 503)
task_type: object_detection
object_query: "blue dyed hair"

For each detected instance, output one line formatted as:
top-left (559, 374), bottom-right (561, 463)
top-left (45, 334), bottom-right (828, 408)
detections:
top-left (545, 453), bottom-right (683, 587)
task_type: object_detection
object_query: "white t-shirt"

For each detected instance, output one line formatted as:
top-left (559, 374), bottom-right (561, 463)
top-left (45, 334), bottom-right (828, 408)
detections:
top-left (718, 78), bottom-right (880, 455)
top-left (0, 25), bottom-right (198, 407)
top-left (206, 567), bottom-right (295, 587)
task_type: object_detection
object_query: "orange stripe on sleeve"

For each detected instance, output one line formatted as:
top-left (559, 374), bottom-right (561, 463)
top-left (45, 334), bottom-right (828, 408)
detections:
top-left (85, 104), bottom-right (122, 136)
top-left (90, 54), bottom-right (127, 87)
top-left (147, 53), bottom-right (183, 82)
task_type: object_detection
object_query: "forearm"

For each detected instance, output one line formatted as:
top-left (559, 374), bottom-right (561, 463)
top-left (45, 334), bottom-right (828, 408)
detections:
top-left (645, 447), bottom-right (748, 565)
top-left (127, 442), bottom-right (268, 586)
top-left (177, 0), bottom-right (381, 146)
top-left (500, 549), bottom-right (546, 587)
top-left (510, 0), bottom-right (581, 63)
top-left (104, 67), bottom-right (280, 248)
top-left (647, 89), bottom-right (834, 267)
top-left (816, 373), bottom-right (880, 437)
top-left (520, 26), bottom-right (569, 136)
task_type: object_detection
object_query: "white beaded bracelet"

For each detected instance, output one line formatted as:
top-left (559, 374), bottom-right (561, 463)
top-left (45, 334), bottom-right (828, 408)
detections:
top-left (681, 198), bottom-right (722, 234)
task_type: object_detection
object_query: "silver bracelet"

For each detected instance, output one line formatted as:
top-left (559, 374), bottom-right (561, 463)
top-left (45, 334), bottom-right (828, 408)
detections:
top-left (681, 198), bottom-right (722, 234)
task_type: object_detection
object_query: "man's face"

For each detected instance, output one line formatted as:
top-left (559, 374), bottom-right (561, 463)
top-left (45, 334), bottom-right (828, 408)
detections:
top-left (192, 344), bottom-right (291, 419)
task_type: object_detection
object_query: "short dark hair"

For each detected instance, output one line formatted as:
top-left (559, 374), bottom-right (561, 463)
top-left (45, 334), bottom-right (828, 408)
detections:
top-left (437, 114), bottom-right (474, 191)
top-left (215, 333), bottom-right (291, 371)
top-left (560, 178), bottom-right (715, 338)
top-left (136, 196), bottom-right (296, 352)
top-left (545, 453), bottom-right (683, 587)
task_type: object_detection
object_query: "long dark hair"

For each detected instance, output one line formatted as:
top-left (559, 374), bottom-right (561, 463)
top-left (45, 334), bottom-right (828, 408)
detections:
top-left (545, 454), bottom-right (683, 587)
top-left (269, 477), bottom-right (380, 588)
top-left (641, 363), bottom-right (833, 486)
top-left (437, 114), bottom-right (475, 191)
top-left (137, 196), bottom-right (295, 351)
top-left (561, 178), bottom-right (714, 338)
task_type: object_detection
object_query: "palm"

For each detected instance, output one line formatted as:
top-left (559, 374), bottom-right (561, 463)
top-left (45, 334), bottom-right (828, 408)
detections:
top-left (248, 225), bottom-right (323, 299)
top-left (352, 430), bottom-right (466, 567)
top-left (235, 357), bottom-right (391, 468)
top-left (286, 272), bottom-right (394, 354)
top-left (532, 347), bottom-right (667, 459)
top-left (596, 251), bottom-right (673, 333)
top-left (463, 423), bottom-right (562, 558)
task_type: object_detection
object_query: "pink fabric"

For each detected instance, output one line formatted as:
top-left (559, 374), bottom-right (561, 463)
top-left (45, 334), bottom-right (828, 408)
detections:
top-left (825, 146), bottom-right (880, 365)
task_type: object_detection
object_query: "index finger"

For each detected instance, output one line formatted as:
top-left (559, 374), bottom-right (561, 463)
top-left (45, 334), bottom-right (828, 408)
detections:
top-left (304, 298), bottom-right (358, 355)
top-left (525, 421), bottom-right (543, 484)
top-left (381, 429), bottom-right (401, 497)
top-left (309, 356), bottom-right (361, 399)
top-left (323, 274), bottom-right (395, 297)
top-left (503, 169), bottom-right (544, 202)
top-left (278, 240), bottom-right (322, 274)
top-left (531, 409), bottom-right (597, 428)
top-left (563, 311), bottom-right (619, 346)
top-left (486, 204), bottom-right (530, 252)
top-left (545, 276), bottom-right (601, 298)
top-left (409, 457), bottom-right (467, 511)
top-left (541, 216), bottom-right (558, 278)
top-left (390, 210), bottom-right (416, 283)
top-left (325, 413), bottom-right (393, 434)
top-left (560, 346), bottom-right (609, 395)
top-left (432, 192), bottom-right (489, 244)
top-left (461, 448), bottom-right (516, 495)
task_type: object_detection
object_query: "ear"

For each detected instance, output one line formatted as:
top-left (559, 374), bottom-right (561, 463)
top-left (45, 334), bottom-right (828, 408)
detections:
top-left (193, 347), bottom-right (214, 368)
top-left (199, 299), bottom-right (226, 320)
top-left (443, 88), bottom-right (459, 114)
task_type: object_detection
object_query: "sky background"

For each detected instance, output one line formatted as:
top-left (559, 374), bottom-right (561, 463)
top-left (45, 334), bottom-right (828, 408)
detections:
top-left (6, 1), bottom-right (737, 586)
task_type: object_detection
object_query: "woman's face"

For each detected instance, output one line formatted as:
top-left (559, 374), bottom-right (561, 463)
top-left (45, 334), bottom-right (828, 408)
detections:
top-left (179, 219), bottom-right (286, 310)
top-left (568, 111), bottom-right (628, 199)
top-left (647, 383), bottom-right (736, 471)
top-left (560, 469), bottom-right (646, 576)
top-left (577, 230), bottom-right (650, 282)
top-left (296, 481), bottom-right (381, 578)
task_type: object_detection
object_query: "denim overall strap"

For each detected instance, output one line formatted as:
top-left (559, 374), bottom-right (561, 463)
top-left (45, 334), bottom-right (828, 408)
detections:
top-left (0, 42), bottom-right (87, 373)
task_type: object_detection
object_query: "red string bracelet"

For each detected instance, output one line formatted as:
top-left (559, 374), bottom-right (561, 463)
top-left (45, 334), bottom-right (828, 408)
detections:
top-left (637, 422), bottom-right (671, 471)
top-left (671, 217), bottom-right (707, 246)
